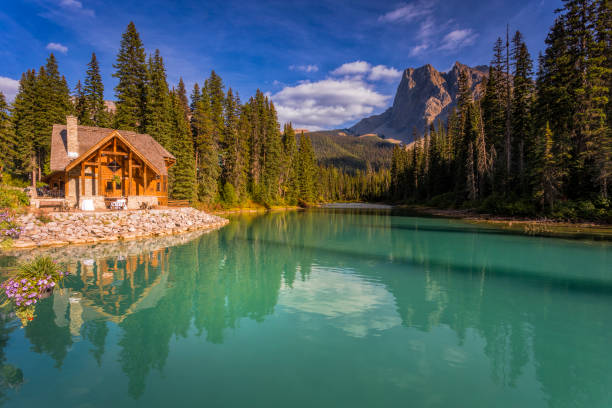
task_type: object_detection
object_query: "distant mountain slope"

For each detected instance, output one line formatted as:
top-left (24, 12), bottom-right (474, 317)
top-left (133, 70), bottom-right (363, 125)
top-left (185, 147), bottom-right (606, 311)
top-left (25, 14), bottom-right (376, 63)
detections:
top-left (350, 62), bottom-right (488, 143)
top-left (305, 130), bottom-right (396, 172)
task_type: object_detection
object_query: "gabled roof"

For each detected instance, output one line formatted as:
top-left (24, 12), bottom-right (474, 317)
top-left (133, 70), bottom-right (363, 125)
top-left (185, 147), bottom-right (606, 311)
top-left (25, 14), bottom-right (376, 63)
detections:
top-left (50, 125), bottom-right (175, 175)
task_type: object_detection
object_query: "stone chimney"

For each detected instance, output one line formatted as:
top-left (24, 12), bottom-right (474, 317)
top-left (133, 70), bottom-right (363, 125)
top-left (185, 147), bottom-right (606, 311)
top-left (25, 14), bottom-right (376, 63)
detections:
top-left (66, 115), bottom-right (79, 158)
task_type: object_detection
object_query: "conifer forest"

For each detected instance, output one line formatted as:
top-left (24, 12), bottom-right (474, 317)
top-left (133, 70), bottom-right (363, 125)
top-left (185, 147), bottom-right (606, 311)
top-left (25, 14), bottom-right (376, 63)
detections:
top-left (0, 0), bottom-right (610, 220)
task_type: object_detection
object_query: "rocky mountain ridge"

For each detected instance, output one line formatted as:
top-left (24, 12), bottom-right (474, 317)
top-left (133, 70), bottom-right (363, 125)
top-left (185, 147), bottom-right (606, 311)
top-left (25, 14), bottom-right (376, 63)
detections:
top-left (350, 62), bottom-right (488, 143)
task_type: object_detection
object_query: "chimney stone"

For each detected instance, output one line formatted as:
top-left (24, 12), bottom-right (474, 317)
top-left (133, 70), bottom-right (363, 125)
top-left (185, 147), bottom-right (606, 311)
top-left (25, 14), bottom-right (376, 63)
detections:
top-left (66, 115), bottom-right (78, 159)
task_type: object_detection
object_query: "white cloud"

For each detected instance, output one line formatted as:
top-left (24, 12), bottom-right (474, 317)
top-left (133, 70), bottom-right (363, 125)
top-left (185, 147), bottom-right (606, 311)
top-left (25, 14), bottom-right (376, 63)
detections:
top-left (271, 77), bottom-right (391, 130)
top-left (409, 44), bottom-right (429, 56)
top-left (378, 1), bottom-right (433, 23)
top-left (46, 42), bottom-right (68, 53)
top-left (289, 64), bottom-right (319, 73)
top-left (332, 61), bottom-right (400, 81)
top-left (279, 267), bottom-right (402, 337)
top-left (439, 29), bottom-right (478, 51)
top-left (58, 0), bottom-right (95, 16)
top-left (331, 60), bottom-right (371, 76)
top-left (368, 65), bottom-right (402, 81)
top-left (0, 77), bottom-right (20, 102)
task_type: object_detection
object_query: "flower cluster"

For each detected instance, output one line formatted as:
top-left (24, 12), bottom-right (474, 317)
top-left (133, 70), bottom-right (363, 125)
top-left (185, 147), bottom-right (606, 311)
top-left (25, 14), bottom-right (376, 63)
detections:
top-left (1, 257), bottom-right (67, 327)
top-left (2, 272), bottom-right (67, 307)
top-left (0, 210), bottom-right (23, 239)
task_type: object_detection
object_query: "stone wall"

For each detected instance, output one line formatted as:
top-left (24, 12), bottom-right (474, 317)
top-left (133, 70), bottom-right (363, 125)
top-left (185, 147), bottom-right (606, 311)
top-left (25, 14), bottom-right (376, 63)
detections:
top-left (9, 208), bottom-right (228, 249)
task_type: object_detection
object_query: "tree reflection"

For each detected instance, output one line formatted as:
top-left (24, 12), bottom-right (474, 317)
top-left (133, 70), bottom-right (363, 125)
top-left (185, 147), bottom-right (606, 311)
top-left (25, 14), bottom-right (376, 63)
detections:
top-left (8, 209), bottom-right (611, 405)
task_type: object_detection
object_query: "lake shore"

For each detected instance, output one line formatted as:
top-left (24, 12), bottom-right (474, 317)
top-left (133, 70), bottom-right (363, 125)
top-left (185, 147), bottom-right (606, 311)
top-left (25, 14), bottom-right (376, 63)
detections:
top-left (397, 205), bottom-right (612, 240)
top-left (6, 207), bottom-right (229, 250)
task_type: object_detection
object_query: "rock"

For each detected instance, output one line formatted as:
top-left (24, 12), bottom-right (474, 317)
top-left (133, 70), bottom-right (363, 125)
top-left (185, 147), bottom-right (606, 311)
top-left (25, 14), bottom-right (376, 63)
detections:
top-left (350, 62), bottom-right (488, 143)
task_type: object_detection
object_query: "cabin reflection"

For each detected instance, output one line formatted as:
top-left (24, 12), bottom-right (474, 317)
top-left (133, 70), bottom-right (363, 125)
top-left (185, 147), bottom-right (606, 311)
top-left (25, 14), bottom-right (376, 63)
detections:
top-left (53, 249), bottom-right (170, 334)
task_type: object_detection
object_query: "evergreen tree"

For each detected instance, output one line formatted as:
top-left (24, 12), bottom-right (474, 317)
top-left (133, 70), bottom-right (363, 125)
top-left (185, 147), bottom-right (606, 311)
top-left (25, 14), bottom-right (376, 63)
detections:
top-left (113, 22), bottom-right (148, 132)
top-left (36, 55), bottom-right (72, 175)
top-left (73, 80), bottom-right (89, 125)
top-left (83, 53), bottom-right (108, 127)
top-left (144, 49), bottom-right (173, 148)
top-left (221, 88), bottom-right (246, 200)
top-left (511, 31), bottom-right (534, 192)
top-left (206, 71), bottom-right (225, 147)
top-left (532, 123), bottom-right (562, 209)
top-left (0, 92), bottom-right (17, 179)
top-left (11, 70), bottom-right (38, 179)
top-left (168, 92), bottom-right (196, 200)
top-left (191, 84), bottom-right (219, 203)
top-left (176, 77), bottom-right (190, 120)
top-left (281, 123), bottom-right (298, 204)
top-left (296, 132), bottom-right (317, 203)
top-left (261, 100), bottom-right (283, 203)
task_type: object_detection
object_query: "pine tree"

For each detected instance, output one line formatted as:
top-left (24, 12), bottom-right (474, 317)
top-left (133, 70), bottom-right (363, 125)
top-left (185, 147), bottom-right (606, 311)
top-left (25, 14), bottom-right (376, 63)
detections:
top-left (191, 84), bottom-right (219, 203)
top-left (0, 91), bottom-right (17, 179)
top-left (261, 100), bottom-right (283, 203)
top-left (296, 132), bottom-right (317, 203)
top-left (36, 54), bottom-right (72, 174)
top-left (113, 22), bottom-right (148, 132)
top-left (176, 78), bottom-right (190, 120)
top-left (144, 49), bottom-right (173, 149)
top-left (168, 91), bottom-right (196, 200)
top-left (221, 88), bottom-right (246, 200)
top-left (206, 70), bottom-right (225, 147)
top-left (511, 31), bottom-right (534, 192)
top-left (11, 70), bottom-right (38, 179)
top-left (532, 123), bottom-right (562, 209)
top-left (74, 80), bottom-right (89, 125)
top-left (281, 123), bottom-right (298, 204)
top-left (83, 53), bottom-right (108, 127)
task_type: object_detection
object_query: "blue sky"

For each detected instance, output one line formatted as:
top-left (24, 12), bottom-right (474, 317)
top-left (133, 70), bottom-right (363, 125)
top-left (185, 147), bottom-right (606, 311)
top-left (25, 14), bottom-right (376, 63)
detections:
top-left (1, 0), bottom-right (563, 129)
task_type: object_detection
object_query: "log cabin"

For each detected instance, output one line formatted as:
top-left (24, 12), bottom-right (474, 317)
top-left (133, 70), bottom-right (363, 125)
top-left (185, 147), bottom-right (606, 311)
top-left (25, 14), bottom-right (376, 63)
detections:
top-left (43, 116), bottom-right (175, 210)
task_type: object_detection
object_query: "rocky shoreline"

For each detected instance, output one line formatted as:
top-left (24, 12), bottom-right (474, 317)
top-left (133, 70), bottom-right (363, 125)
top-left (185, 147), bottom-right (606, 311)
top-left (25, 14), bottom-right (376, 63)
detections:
top-left (9, 208), bottom-right (229, 250)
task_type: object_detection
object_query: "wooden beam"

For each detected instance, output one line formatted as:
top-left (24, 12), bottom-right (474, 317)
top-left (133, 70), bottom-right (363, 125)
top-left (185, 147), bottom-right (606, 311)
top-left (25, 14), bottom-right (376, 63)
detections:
top-left (97, 151), bottom-right (102, 196)
top-left (113, 137), bottom-right (117, 153)
top-left (81, 163), bottom-right (85, 196)
top-left (143, 165), bottom-right (147, 195)
top-left (64, 172), bottom-right (69, 197)
top-left (128, 151), bottom-right (132, 196)
top-left (100, 151), bottom-right (129, 156)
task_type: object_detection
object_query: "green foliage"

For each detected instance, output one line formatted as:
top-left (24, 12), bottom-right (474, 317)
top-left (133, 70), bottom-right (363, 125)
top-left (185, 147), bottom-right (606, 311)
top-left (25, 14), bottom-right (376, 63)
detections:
top-left (221, 182), bottom-right (237, 206)
top-left (0, 188), bottom-right (29, 209)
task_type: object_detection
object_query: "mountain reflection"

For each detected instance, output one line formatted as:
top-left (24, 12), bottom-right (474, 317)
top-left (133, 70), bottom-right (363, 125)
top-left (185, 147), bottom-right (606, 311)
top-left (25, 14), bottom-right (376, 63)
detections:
top-left (4, 209), bottom-right (611, 406)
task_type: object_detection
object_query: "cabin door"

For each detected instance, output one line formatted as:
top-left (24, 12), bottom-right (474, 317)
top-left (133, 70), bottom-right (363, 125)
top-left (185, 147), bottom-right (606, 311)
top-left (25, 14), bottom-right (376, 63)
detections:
top-left (103, 158), bottom-right (125, 198)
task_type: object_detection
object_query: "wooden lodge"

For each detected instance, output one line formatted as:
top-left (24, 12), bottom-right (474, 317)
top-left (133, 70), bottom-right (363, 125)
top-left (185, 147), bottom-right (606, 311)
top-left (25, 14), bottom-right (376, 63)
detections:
top-left (42, 116), bottom-right (175, 210)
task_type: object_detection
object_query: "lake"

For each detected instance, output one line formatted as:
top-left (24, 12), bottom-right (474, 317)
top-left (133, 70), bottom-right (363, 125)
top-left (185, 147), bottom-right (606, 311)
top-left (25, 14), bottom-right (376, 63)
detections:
top-left (0, 209), bottom-right (610, 407)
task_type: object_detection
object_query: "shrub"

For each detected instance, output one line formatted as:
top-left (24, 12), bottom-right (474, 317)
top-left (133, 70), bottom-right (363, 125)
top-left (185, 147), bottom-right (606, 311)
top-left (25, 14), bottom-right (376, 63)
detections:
top-left (0, 210), bottom-right (22, 243)
top-left (0, 188), bottom-right (29, 209)
top-left (479, 194), bottom-right (536, 217)
top-left (428, 192), bottom-right (456, 208)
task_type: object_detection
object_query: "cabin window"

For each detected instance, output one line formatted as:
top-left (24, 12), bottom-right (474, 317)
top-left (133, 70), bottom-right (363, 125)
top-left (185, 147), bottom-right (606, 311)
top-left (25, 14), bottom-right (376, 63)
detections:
top-left (156, 182), bottom-right (161, 192)
top-left (106, 181), bottom-right (113, 191)
top-left (107, 160), bottom-right (121, 172)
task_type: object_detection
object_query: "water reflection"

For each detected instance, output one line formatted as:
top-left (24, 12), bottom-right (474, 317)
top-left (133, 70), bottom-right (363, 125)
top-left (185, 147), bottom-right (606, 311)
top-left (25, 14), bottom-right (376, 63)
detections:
top-left (1, 209), bottom-right (611, 407)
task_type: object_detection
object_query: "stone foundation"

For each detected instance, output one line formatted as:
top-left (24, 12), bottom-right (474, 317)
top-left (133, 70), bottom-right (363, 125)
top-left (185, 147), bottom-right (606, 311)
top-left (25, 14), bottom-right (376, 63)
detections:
top-left (9, 208), bottom-right (229, 249)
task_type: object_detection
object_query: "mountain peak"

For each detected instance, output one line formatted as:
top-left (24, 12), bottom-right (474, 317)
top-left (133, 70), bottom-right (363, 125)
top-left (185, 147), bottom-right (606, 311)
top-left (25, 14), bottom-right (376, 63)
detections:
top-left (349, 62), bottom-right (487, 143)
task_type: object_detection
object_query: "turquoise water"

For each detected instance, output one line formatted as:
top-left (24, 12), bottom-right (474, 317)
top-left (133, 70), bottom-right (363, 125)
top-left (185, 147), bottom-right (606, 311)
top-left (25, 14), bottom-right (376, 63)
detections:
top-left (0, 209), bottom-right (610, 407)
